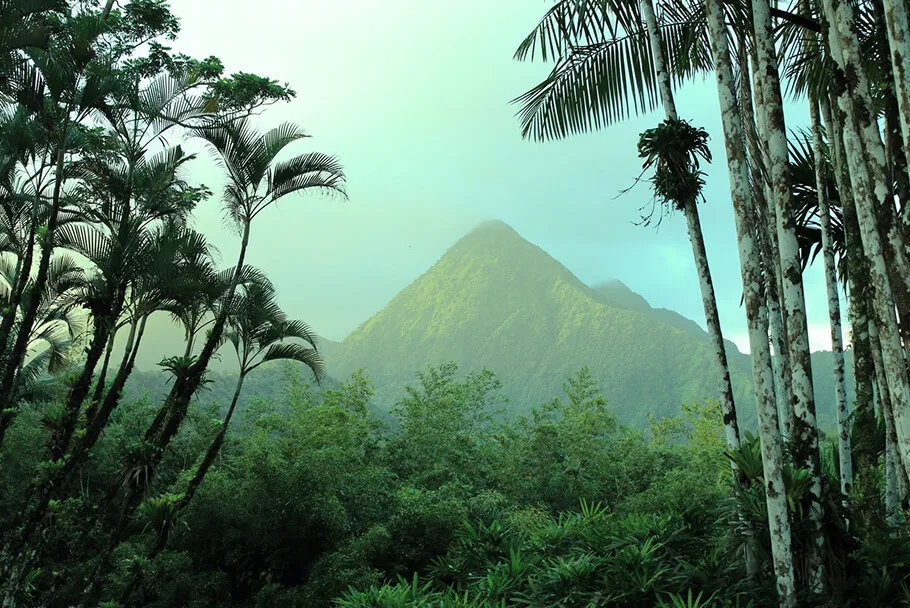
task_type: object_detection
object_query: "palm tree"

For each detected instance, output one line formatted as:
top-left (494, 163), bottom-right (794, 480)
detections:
top-left (798, 109), bottom-right (853, 496)
top-left (517, 0), bottom-right (742, 461)
top-left (749, 0), bottom-right (825, 583)
top-left (877, 0), bottom-right (910, 184)
top-left (818, 0), bottom-right (910, 490)
top-left (181, 279), bottom-right (323, 504)
top-left (736, 52), bottom-right (794, 437)
top-left (702, 0), bottom-right (795, 601)
top-left (142, 116), bottom-right (343, 460)
top-left (820, 97), bottom-right (886, 532)
top-left (119, 278), bottom-right (324, 603)
top-left (79, 117), bottom-right (344, 604)
top-left (0, 14), bottom-right (123, 414)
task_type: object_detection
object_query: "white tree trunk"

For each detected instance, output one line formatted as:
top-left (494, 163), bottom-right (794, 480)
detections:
top-left (823, 2), bottom-right (910, 490)
top-left (740, 43), bottom-right (794, 439)
top-left (751, 0), bottom-right (824, 585)
top-left (880, 0), bottom-right (910, 190)
top-left (705, 0), bottom-right (795, 602)
top-left (640, 0), bottom-right (741, 454)
top-left (640, 0), bottom-right (677, 119)
top-left (824, 0), bottom-right (910, 296)
top-left (870, 318), bottom-right (902, 527)
top-left (809, 100), bottom-right (853, 494)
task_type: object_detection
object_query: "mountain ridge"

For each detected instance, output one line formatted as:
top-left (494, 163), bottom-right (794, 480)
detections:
top-left (328, 220), bottom-right (761, 426)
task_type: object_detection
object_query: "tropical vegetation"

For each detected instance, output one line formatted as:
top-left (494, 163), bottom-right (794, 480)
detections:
top-left (0, 0), bottom-right (909, 606)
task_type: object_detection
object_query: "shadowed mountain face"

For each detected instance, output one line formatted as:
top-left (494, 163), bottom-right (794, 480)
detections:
top-left (327, 221), bottom-right (764, 427)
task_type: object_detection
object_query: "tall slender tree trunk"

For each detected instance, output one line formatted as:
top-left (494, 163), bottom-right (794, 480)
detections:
top-left (3, 315), bottom-right (146, 592)
top-left (705, 0), bottom-right (795, 602)
top-left (751, 0), bottom-right (824, 586)
top-left (870, 318), bottom-right (902, 528)
top-left (822, 0), bottom-right (910, 300)
top-left (51, 299), bottom-right (121, 462)
top-left (823, 96), bottom-right (886, 535)
top-left (89, 329), bottom-right (118, 413)
top-left (180, 372), bottom-right (245, 508)
top-left (737, 46), bottom-right (793, 437)
top-left (0, 126), bottom-right (69, 423)
top-left (120, 373), bottom-right (247, 605)
top-left (640, 0), bottom-right (741, 455)
top-left (101, 0), bottom-right (116, 19)
top-left (872, 0), bottom-right (910, 351)
top-left (824, 11), bottom-right (910, 489)
top-left (809, 100), bottom-right (853, 494)
top-left (83, 224), bottom-right (253, 604)
top-left (879, 0), bottom-right (910, 181)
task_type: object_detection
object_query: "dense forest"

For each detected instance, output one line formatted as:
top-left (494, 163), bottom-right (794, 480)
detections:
top-left (1, 0), bottom-right (910, 607)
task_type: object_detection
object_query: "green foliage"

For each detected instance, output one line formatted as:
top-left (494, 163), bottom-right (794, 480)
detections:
top-left (2, 362), bottom-right (907, 606)
top-left (637, 118), bottom-right (712, 215)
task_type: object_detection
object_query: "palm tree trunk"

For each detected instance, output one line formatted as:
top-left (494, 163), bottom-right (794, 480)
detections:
top-left (89, 329), bottom-right (118, 414)
top-left (51, 299), bottom-right (121, 462)
top-left (751, 0), bottom-right (824, 585)
top-left (640, 0), bottom-right (741, 456)
top-left (180, 372), bottom-right (246, 508)
top-left (101, 0), bottom-right (116, 19)
top-left (79, 315), bottom-right (146, 459)
top-left (89, 223), bottom-right (254, 600)
top-left (737, 47), bottom-right (793, 437)
top-left (878, 0), bottom-right (910, 181)
top-left (822, 0), bottom-right (910, 297)
top-left (871, 0), bottom-right (910, 351)
top-left (4, 315), bottom-right (144, 577)
top-left (823, 95), bottom-right (886, 535)
top-left (825, 26), bottom-right (910, 490)
top-left (705, 0), bottom-right (795, 602)
top-left (870, 318), bottom-right (903, 528)
top-left (0, 128), bottom-right (69, 415)
top-left (118, 373), bottom-right (248, 605)
top-left (809, 99), bottom-right (853, 494)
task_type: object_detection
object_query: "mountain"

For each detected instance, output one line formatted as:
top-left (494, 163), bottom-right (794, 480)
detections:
top-left (120, 220), bottom-right (853, 431)
top-left (328, 221), bottom-right (761, 426)
top-left (591, 280), bottom-right (742, 357)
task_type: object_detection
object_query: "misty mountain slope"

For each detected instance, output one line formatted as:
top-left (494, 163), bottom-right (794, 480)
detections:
top-left (592, 280), bottom-right (741, 356)
top-left (329, 221), bottom-right (758, 426)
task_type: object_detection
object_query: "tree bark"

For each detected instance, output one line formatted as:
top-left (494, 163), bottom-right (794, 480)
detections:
top-left (88, 328), bottom-right (118, 416)
top-left (870, 318), bottom-right (903, 529)
top-left (879, 0), bottom-right (910, 185)
top-left (809, 99), bottom-right (853, 494)
top-left (179, 372), bottom-right (245, 508)
top-left (823, 0), bottom-right (910, 299)
top-left (751, 0), bottom-right (824, 586)
top-left (705, 0), bottom-right (795, 602)
top-left (738, 46), bottom-right (794, 438)
top-left (825, 40), bottom-right (910, 492)
top-left (823, 95), bottom-right (886, 535)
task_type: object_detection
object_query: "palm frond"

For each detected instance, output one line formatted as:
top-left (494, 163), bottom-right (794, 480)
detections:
top-left (255, 343), bottom-right (324, 382)
top-left (513, 0), bottom-right (635, 62)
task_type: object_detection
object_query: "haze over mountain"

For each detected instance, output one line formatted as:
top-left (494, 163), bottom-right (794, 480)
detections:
top-left (123, 221), bottom-right (852, 430)
top-left (323, 220), bottom-right (852, 428)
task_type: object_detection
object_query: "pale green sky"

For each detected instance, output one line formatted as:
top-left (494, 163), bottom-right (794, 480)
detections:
top-left (149, 0), bottom-right (839, 360)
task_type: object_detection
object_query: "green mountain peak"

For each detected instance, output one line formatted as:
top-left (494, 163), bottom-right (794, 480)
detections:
top-left (329, 223), bottom-right (759, 425)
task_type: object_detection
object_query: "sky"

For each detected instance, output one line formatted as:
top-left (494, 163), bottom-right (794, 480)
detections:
top-left (149, 0), bottom-right (843, 358)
